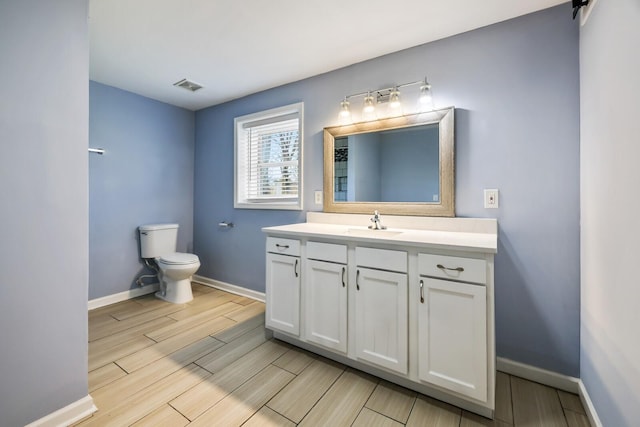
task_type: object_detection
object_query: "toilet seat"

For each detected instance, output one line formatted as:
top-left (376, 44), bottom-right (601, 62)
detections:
top-left (158, 252), bottom-right (199, 265)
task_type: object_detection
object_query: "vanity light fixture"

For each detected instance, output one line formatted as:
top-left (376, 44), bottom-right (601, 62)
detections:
top-left (337, 77), bottom-right (434, 123)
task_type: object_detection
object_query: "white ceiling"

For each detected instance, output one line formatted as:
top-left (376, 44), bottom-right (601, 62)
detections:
top-left (89, 0), bottom-right (567, 111)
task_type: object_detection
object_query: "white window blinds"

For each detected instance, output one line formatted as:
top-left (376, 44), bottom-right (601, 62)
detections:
top-left (235, 103), bottom-right (303, 210)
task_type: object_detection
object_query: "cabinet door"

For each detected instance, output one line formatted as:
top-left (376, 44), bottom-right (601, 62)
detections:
top-left (418, 277), bottom-right (487, 402)
top-left (355, 267), bottom-right (408, 374)
top-left (266, 253), bottom-right (300, 336)
top-left (305, 260), bottom-right (347, 352)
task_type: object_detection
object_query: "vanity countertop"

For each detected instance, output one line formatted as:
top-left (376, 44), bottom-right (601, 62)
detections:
top-left (262, 220), bottom-right (497, 254)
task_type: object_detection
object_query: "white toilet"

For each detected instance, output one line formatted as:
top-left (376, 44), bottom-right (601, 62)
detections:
top-left (139, 223), bottom-right (200, 304)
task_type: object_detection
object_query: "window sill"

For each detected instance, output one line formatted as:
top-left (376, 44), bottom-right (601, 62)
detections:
top-left (234, 201), bottom-right (302, 211)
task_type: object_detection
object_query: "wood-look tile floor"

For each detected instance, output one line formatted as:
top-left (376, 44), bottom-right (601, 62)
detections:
top-left (78, 283), bottom-right (590, 427)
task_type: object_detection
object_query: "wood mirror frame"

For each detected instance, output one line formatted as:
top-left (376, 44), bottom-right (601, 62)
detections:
top-left (323, 106), bottom-right (454, 216)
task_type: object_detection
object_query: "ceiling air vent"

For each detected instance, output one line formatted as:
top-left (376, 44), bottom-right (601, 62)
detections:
top-left (173, 78), bottom-right (203, 92)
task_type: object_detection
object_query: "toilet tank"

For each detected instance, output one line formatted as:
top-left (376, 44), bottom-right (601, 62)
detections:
top-left (139, 224), bottom-right (179, 258)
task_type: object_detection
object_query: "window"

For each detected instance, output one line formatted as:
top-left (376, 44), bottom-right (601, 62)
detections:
top-left (235, 102), bottom-right (303, 210)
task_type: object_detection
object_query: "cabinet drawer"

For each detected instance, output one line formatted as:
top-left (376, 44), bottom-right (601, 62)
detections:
top-left (266, 237), bottom-right (300, 256)
top-left (418, 254), bottom-right (486, 284)
top-left (356, 247), bottom-right (407, 273)
top-left (307, 241), bottom-right (347, 264)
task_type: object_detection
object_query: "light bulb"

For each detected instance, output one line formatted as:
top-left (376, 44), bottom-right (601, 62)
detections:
top-left (389, 88), bottom-right (401, 108)
top-left (362, 92), bottom-right (376, 121)
top-left (418, 82), bottom-right (433, 112)
top-left (387, 87), bottom-right (402, 116)
top-left (338, 98), bottom-right (352, 124)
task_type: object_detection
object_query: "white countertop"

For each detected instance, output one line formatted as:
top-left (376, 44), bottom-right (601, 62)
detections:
top-left (262, 221), bottom-right (497, 254)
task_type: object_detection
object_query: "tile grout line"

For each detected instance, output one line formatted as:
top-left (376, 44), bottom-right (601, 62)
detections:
top-left (351, 382), bottom-right (397, 426)
top-left (279, 364), bottom-right (347, 425)
top-left (404, 391), bottom-right (419, 426)
top-left (349, 383), bottom-right (376, 426)
top-left (172, 339), bottom-right (287, 422)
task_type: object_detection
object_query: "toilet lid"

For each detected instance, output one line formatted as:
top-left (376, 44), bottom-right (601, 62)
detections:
top-left (159, 252), bottom-right (199, 265)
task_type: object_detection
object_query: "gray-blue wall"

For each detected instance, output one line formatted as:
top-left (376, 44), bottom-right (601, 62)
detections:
top-left (0, 0), bottom-right (90, 425)
top-left (89, 81), bottom-right (195, 300)
top-left (194, 5), bottom-right (580, 376)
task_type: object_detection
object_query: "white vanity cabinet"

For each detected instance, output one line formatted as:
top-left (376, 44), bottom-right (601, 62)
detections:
top-left (354, 247), bottom-right (408, 374)
top-left (417, 254), bottom-right (488, 402)
top-left (262, 214), bottom-right (497, 418)
top-left (304, 241), bottom-right (348, 352)
top-left (265, 237), bottom-right (301, 336)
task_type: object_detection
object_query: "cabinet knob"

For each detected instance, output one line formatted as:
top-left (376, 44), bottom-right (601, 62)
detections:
top-left (356, 269), bottom-right (360, 290)
top-left (419, 279), bottom-right (424, 303)
top-left (294, 259), bottom-right (299, 277)
top-left (341, 267), bottom-right (346, 287)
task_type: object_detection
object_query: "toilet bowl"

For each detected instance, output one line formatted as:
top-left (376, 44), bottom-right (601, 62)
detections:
top-left (156, 252), bottom-right (200, 304)
top-left (138, 223), bottom-right (201, 304)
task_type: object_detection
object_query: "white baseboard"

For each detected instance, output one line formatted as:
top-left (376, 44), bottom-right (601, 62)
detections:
top-left (88, 283), bottom-right (159, 310)
top-left (496, 358), bottom-right (603, 425)
top-left (26, 394), bottom-right (96, 427)
top-left (192, 275), bottom-right (265, 302)
top-left (496, 357), bottom-right (580, 393)
top-left (578, 380), bottom-right (603, 427)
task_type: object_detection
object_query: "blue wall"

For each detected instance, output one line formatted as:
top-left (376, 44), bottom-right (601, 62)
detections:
top-left (89, 81), bottom-right (195, 300)
top-left (194, 5), bottom-right (580, 376)
top-left (0, 0), bottom-right (89, 425)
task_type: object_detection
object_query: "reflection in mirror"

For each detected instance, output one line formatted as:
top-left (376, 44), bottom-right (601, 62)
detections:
top-left (333, 124), bottom-right (439, 203)
top-left (323, 107), bottom-right (454, 216)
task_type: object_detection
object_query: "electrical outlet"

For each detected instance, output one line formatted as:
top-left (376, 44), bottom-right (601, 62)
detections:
top-left (484, 189), bottom-right (499, 209)
top-left (314, 191), bottom-right (323, 205)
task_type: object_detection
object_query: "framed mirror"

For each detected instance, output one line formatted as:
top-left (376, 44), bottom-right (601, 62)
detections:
top-left (323, 107), bottom-right (454, 216)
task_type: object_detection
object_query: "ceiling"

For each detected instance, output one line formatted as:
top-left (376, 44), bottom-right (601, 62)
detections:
top-left (89, 0), bottom-right (567, 111)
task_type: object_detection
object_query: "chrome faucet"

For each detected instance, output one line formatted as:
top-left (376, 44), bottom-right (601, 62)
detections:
top-left (368, 210), bottom-right (387, 230)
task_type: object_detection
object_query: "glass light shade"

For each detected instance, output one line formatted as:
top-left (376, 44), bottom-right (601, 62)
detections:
top-left (363, 93), bottom-right (375, 113)
top-left (418, 83), bottom-right (434, 111)
top-left (361, 92), bottom-right (376, 121)
top-left (387, 88), bottom-right (402, 116)
top-left (338, 99), bottom-right (352, 124)
top-left (389, 88), bottom-right (401, 108)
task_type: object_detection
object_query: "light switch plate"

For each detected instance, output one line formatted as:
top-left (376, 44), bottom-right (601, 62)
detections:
top-left (484, 189), bottom-right (499, 209)
top-left (314, 191), bottom-right (323, 205)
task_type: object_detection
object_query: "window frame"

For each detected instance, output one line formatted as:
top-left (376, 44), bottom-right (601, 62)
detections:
top-left (234, 102), bottom-right (304, 210)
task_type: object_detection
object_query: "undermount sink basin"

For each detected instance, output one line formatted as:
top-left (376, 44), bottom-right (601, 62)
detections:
top-left (345, 228), bottom-right (404, 238)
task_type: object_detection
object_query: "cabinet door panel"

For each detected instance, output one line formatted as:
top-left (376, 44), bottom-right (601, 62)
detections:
top-left (418, 277), bottom-right (487, 402)
top-left (266, 253), bottom-right (300, 336)
top-left (305, 260), bottom-right (347, 352)
top-left (355, 267), bottom-right (408, 374)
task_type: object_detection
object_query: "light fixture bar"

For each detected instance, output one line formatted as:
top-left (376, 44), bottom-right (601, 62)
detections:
top-left (341, 79), bottom-right (427, 102)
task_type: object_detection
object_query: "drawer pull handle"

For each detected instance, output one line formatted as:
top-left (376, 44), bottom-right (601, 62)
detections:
top-left (356, 269), bottom-right (360, 290)
top-left (437, 264), bottom-right (464, 273)
top-left (341, 267), bottom-right (346, 287)
top-left (294, 259), bottom-right (299, 277)
top-left (276, 244), bottom-right (290, 250)
top-left (419, 279), bottom-right (424, 303)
